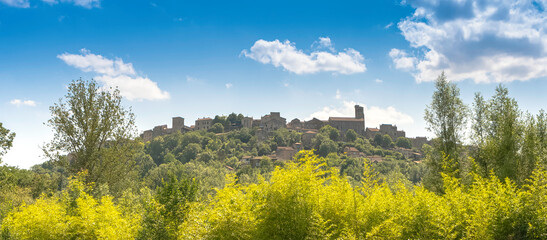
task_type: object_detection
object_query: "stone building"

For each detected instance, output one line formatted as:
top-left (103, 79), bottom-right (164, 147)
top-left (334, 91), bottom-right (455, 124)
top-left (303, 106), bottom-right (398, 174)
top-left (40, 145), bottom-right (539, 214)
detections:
top-left (365, 124), bottom-right (406, 141)
top-left (287, 118), bottom-right (303, 130)
top-left (301, 130), bottom-right (318, 148)
top-left (140, 117), bottom-right (191, 142)
top-left (242, 117), bottom-right (253, 128)
top-left (303, 118), bottom-right (327, 130)
top-left (276, 146), bottom-right (297, 160)
top-left (172, 117), bottom-right (185, 132)
top-left (327, 105), bottom-right (365, 136)
top-left (379, 124), bottom-right (405, 140)
top-left (410, 137), bottom-right (429, 150)
top-left (365, 127), bottom-right (380, 139)
top-left (195, 118), bottom-right (213, 131)
top-left (344, 146), bottom-right (365, 158)
top-left (259, 112), bottom-right (286, 132)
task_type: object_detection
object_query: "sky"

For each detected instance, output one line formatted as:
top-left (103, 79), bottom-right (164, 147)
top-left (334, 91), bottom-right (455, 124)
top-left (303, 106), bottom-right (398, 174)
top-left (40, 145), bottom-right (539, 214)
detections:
top-left (1, 0), bottom-right (546, 168)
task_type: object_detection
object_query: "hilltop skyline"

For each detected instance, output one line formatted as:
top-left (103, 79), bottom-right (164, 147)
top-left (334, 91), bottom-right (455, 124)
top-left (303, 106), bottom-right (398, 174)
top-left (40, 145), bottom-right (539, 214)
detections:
top-left (1, 0), bottom-right (547, 168)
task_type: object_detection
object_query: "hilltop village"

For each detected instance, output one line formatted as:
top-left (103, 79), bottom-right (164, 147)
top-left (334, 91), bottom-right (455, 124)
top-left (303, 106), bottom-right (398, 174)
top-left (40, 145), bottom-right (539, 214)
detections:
top-left (141, 105), bottom-right (429, 165)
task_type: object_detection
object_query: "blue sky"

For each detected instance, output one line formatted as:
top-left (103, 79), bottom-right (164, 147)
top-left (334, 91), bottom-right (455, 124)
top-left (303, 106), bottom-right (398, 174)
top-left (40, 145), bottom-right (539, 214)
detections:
top-left (1, 0), bottom-right (546, 168)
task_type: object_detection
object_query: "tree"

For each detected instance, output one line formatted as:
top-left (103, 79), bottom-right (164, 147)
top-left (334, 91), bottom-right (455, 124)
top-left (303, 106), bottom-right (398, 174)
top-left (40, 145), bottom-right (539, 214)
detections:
top-left (319, 125), bottom-right (340, 141)
top-left (142, 175), bottom-right (198, 239)
top-left (373, 134), bottom-right (383, 147)
top-left (483, 85), bottom-right (523, 181)
top-left (345, 129), bottom-right (357, 142)
top-left (424, 72), bottom-right (467, 180)
top-left (44, 79), bottom-right (137, 194)
top-left (209, 123), bottom-right (224, 134)
top-left (395, 137), bottom-right (412, 149)
top-left (0, 122), bottom-right (15, 160)
top-left (471, 92), bottom-right (489, 176)
top-left (180, 143), bottom-right (201, 163)
top-left (382, 134), bottom-right (393, 149)
top-left (318, 139), bottom-right (337, 157)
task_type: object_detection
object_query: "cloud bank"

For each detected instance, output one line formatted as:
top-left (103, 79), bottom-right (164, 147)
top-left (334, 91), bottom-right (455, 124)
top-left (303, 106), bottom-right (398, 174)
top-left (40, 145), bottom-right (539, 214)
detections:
top-left (392, 0), bottom-right (547, 83)
top-left (242, 37), bottom-right (366, 75)
top-left (58, 49), bottom-right (170, 101)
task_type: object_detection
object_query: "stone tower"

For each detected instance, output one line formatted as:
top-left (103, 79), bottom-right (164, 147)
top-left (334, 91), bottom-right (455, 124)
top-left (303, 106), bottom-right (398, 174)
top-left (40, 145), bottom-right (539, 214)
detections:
top-left (355, 105), bottom-right (364, 119)
top-left (172, 117), bottom-right (185, 132)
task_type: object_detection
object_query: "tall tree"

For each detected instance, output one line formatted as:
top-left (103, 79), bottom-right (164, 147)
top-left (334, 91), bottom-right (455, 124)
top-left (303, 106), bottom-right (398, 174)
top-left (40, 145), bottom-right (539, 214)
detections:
top-left (537, 110), bottom-right (547, 165)
top-left (44, 79), bottom-right (138, 194)
top-left (483, 85), bottom-right (522, 181)
top-left (424, 73), bottom-right (467, 171)
top-left (423, 72), bottom-right (467, 191)
top-left (471, 92), bottom-right (489, 176)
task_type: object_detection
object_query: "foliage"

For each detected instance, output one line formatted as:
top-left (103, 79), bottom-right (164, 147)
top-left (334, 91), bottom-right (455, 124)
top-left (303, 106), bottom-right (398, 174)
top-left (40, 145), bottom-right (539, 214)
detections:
top-left (43, 78), bottom-right (138, 196)
top-left (209, 123), bottom-right (224, 134)
top-left (178, 151), bottom-right (547, 239)
top-left (345, 129), bottom-right (357, 142)
top-left (1, 175), bottom-right (140, 239)
top-left (424, 73), bottom-right (468, 191)
top-left (139, 175), bottom-right (198, 239)
top-left (395, 137), bottom-right (412, 149)
top-left (0, 122), bottom-right (15, 159)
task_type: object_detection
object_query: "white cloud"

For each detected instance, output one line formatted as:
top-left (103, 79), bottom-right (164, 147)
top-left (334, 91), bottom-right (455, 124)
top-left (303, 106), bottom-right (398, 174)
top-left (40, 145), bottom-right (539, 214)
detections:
top-left (186, 76), bottom-right (202, 83)
top-left (242, 38), bottom-right (366, 75)
top-left (94, 75), bottom-right (169, 101)
top-left (225, 83), bottom-right (233, 89)
top-left (389, 48), bottom-right (417, 70)
top-left (393, 0), bottom-right (547, 83)
top-left (58, 49), bottom-right (135, 76)
top-left (0, 0), bottom-right (29, 8)
top-left (375, 78), bottom-right (383, 83)
top-left (384, 22), bottom-right (394, 29)
top-left (315, 37), bottom-right (335, 52)
top-left (41, 0), bottom-right (100, 8)
top-left (335, 89), bottom-right (341, 99)
top-left (58, 49), bottom-right (169, 101)
top-left (10, 99), bottom-right (36, 107)
top-left (308, 100), bottom-right (414, 129)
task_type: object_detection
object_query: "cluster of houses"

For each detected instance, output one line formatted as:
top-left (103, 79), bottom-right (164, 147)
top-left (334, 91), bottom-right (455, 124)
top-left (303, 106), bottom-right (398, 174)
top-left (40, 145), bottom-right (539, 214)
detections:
top-left (140, 105), bottom-right (429, 165)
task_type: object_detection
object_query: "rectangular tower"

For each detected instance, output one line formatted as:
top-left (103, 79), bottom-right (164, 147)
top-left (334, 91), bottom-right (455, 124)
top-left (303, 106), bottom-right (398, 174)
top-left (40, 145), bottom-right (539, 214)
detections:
top-left (172, 117), bottom-right (185, 132)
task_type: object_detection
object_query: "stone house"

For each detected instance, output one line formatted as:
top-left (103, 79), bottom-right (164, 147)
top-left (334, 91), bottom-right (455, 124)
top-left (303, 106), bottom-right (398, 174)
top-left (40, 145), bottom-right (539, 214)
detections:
top-left (195, 118), bottom-right (213, 131)
top-left (260, 112), bottom-right (286, 132)
top-left (344, 146), bottom-right (365, 158)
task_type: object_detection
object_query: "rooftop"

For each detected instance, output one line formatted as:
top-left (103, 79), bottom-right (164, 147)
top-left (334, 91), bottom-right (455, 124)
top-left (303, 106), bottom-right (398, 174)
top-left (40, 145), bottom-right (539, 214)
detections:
top-left (329, 117), bottom-right (364, 122)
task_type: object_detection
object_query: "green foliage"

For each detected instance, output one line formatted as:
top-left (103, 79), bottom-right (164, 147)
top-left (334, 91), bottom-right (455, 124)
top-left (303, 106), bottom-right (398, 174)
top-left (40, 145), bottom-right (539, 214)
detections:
top-left (1, 175), bottom-right (140, 239)
top-left (345, 129), bottom-right (358, 142)
top-left (43, 79), bottom-right (138, 196)
top-left (318, 139), bottom-right (338, 157)
top-left (424, 73), bottom-right (468, 192)
top-left (139, 175), bottom-right (198, 239)
top-left (320, 125), bottom-right (340, 141)
top-left (271, 128), bottom-right (301, 147)
top-left (209, 122), bottom-right (225, 133)
top-left (0, 122), bottom-right (15, 159)
top-left (177, 151), bottom-right (547, 239)
top-left (395, 137), bottom-right (412, 149)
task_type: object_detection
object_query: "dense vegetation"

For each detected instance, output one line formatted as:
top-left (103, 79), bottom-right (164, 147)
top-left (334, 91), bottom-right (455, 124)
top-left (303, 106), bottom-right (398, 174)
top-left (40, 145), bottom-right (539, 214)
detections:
top-left (0, 76), bottom-right (546, 239)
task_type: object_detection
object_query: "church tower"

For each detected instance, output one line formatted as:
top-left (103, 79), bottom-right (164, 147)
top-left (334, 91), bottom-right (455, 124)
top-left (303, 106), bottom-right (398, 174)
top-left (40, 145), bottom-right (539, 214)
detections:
top-left (355, 105), bottom-right (364, 119)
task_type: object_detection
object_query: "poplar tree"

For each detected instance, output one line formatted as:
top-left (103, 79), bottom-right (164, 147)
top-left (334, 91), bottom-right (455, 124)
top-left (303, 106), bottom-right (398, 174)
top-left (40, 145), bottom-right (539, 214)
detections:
top-left (423, 72), bottom-right (467, 192)
top-left (483, 85), bottom-right (522, 181)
